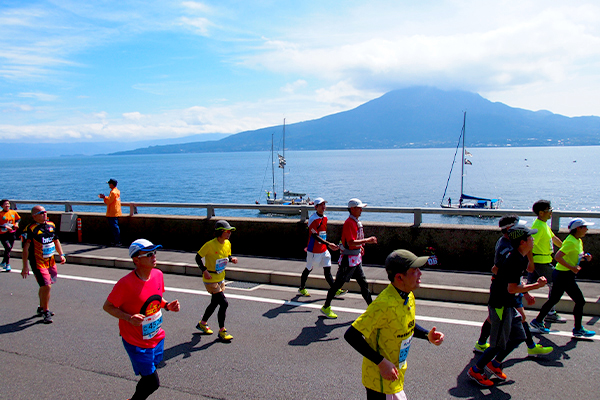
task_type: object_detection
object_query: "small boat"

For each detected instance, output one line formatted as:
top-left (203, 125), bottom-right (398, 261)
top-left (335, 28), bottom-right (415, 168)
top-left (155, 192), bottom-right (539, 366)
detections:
top-left (441, 112), bottom-right (501, 209)
top-left (258, 119), bottom-right (310, 215)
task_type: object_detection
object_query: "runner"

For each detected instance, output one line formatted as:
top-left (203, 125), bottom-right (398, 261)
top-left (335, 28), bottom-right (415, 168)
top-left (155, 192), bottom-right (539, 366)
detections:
top-left (21, 205), bottom-right (66, 324)
top-left (321, 198), bottom-right (377, 319)
top-left (528, 200), bottom-right (566, 326)
top-left (1, 199), bottom-right (20, 271)
top-left (474, 215), bottom-right (552, 356)
top-left (298, 197), bottom-right (345, 297)
top-left (345, 249), bottom-right (444, 399)
top-left (195, 220), bottom-right (238, 341)
top-left (103, 239), bottom-right (180, 400)
top-left (530, 218), bottom-right (596, 337)
top-left (468, 225), bottom-right (548, 387)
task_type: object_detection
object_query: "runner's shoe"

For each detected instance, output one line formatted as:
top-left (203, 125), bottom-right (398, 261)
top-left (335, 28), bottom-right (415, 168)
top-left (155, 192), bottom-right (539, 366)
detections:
top-left (3, 264), bottom-right (11, 272)
top-left (320, 306), bottom-right (338, 319)
top-left (42, 310), bottom-right (53, 324)
top-left (36, 307), bottom-right (54, 317)
top-left (196, 322), bottom-right (213, 335)
top-left (572, 328), bottom-right (596, 337)
top-left (474, 342), bottom-right (490, 353)
top-left (485, 362), bottom-right (507, 381)
top-left (298, 288), bottom-right (310, 297)
top-left (335, 289), bottom-right (348, 297)
top-left (545, 312), bottom-right (567, 323)
top-left (530, 319), bottom-right (550, 333)
top-left (527, 344), bottom-right (553, 356)
top-left (218, 329), bottom-right (233, 341)
top-left (467, 367), bottom-right (494, 387)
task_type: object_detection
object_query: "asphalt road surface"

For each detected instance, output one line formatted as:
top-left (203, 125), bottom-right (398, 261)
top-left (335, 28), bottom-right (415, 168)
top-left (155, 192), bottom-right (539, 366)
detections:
top-left (1, 263), bottom-right (598, 399)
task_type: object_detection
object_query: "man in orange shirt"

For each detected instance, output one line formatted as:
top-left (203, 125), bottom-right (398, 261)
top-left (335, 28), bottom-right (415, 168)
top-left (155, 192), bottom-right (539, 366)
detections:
top-left (99, 178), bottom-right (122, 246)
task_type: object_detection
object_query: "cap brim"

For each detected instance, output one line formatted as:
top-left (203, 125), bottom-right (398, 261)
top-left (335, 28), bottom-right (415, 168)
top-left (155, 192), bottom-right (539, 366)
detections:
top-left (410, 256), bottom-right (430, 268)
top-left (141, 244), bottom-right (162, 252)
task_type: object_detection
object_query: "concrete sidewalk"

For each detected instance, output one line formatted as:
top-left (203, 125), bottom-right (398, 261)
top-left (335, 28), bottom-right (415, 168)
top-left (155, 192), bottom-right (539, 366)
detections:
top-left (4, 241), bottom-right (600, 316)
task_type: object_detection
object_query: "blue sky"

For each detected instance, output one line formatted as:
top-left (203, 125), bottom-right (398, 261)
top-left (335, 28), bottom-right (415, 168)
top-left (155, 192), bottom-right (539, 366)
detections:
top-left (2, 0), bottom-right (600, 143)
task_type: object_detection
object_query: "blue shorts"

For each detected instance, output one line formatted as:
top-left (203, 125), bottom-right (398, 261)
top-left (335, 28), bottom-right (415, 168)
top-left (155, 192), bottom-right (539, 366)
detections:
top-left (122, 338), bottom-right (164, 376)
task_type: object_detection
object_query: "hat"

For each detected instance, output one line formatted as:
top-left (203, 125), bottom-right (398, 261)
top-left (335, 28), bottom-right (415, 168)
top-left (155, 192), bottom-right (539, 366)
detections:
top-left (107, 178), bottom-right (118, 185)
top-left (313, 197), bottom-right (327, 206)
top-left (568, 218), bottom-right (595, 230)
top-left (348, 198), bottom-right (367, 208)
top-left (129, 239), bottom-right (162, 258)
top-left (498, 217), bottom-right (527, 230)
top-left (385, 249), bottom-right (430, 275)
top-left (215, 220), bottom-right (236, 231)
top-left (507, 225), bottom-right (537, 242)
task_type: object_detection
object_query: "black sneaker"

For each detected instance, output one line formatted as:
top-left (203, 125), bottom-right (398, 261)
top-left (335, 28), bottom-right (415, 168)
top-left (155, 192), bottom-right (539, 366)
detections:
top-left (37, 307), bottom-right (55, 317)
top-left (43, 310), bottom-right (53, 324)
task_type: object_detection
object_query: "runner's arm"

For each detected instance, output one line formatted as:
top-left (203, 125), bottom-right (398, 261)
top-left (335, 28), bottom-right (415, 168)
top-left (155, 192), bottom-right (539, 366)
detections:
top-left (344, 326), bottom-right (384, 365)
top-left (21, 240), bottom-right (30, 278)
top-left (103, 299), bottom-right (144, 326)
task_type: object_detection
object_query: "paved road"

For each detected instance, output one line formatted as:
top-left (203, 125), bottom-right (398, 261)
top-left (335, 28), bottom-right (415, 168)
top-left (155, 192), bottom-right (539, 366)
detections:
top-left (1, 263), bottom-right (599, 399)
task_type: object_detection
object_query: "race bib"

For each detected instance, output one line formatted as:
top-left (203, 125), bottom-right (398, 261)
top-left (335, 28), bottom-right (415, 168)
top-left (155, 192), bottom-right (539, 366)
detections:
top-left (318, 231), bottom-right (327, 241)
top-left (398, 335), bottom-right (413, 368)
top-left (215, 258), bottom-right (228, 274)
top-left (42, 242), bottom-right (56, 258)
top-left (142, 310), bottom-right (163, 340)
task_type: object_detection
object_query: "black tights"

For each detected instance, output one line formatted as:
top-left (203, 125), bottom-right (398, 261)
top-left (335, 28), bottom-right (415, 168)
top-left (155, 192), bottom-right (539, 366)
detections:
top-left (202, 291), bottom-right (229, 328)
top-left (131, 371), bottom-right (160, 400)
top-left (300, 266), bottom-right (334, 289)
top-left (536, 270), bottom-right (585, 330)
top-left (0, 233), bottom-right (14, 265)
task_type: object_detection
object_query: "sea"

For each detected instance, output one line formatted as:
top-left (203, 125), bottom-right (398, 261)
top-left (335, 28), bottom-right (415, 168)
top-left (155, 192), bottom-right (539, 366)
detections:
top-left (3, 146), bottom-right (599, 227)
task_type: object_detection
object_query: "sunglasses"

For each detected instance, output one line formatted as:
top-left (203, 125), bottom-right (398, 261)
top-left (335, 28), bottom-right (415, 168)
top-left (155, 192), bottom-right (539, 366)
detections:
top-left (137, 250), bottom-right (157, 258)
top-left (33, 210), bottom-right (48, 216)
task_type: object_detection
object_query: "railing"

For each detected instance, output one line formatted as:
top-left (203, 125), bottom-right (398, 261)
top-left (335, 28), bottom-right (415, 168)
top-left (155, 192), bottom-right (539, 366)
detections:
top-left (10, 200), bottom-right (600, 229)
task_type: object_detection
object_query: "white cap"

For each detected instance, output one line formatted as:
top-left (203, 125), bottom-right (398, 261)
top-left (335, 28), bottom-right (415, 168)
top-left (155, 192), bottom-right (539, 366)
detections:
top-left (568, 218), bottom-right (595, 230)
top-left (348, 198), bottom-right (367, 208)
top-left (129, 239), bottom-right (162, 258)
top-left (313, 197), bottom-right (327, 206)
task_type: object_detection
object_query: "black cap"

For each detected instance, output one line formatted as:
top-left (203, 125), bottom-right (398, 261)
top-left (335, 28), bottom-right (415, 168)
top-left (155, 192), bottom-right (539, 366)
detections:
top-left (215, 220), bottom-right (236, 231)
top-left (107, 178), bottom-right (118, 185)
top-left (507, 225), bottom-right (537, 242)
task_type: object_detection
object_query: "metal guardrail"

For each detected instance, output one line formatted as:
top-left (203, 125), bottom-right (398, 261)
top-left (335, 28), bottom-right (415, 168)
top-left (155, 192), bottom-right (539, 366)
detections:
top-left (9, 200), bottom-right (600, 228)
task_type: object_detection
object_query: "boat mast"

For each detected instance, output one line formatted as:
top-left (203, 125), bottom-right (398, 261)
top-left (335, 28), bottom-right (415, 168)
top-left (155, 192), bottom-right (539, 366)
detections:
top-left (460, 111), bottom-right (466, 201)
top-left (271, 133), bottom-right (275, 195)
top-left (282, 118), bottom-right (285, 195)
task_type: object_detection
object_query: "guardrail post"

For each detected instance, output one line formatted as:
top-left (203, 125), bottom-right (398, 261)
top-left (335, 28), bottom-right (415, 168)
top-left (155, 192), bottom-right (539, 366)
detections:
top-left (413, 208), bottom-right (422, 227)
top-left (207, 206), bottom-right (214, 219)
top-left (130, 203), bottom-right (138, 215)
top-left (65, 203), bottom-right (73, 212)
top-left (300, 207), bottom-right (309, 222)
top-left (551, 212), bottom-right (560, 231)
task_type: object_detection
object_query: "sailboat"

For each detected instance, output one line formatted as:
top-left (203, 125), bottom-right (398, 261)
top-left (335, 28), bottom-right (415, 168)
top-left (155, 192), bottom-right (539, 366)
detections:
top-left (440, 112), bottom-right (501, 209)
top-left (259, 119), bottom-right (310, 214)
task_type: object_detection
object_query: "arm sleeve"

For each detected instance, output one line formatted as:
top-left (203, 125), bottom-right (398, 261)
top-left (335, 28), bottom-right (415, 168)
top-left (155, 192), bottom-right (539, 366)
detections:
top-left (195, 253), bottom-right (206, 272)
top-left (344, 325), bottom-right (384, 365)
top-left (414, 323), bottom-right (429, 340)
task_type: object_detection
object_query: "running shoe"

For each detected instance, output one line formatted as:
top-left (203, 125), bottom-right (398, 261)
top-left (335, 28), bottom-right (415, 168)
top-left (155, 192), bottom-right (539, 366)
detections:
top-left (320, 306), bottom-right (338, 319)
top-left (36, 307), bottom-right (54, 317)
top-left (42, 310), bottom-right (53, 324)
top-left (218, 329), bottom-right (233, 341)
top-left (298, 288), bottom-right (310, 297)
top-left (467, 367), bottom-right (494, 387)
top-left (572, 328), bottom-right (596, 337)
top-left (474, 342), bottom-right (490, 353)
top-left (335, 289), bottom-right (348, 297)
top-left (196, 322), bottom-right (213, 335)
top-left (545, 312), bottom-right (567, 323)
top-left (3, 264), bottom-right (10, 272)
top-left (485, 362), bottom-right (507, 381)
top-left (527, 344), bottom-right (553, 356)
top-left (529, 319), bottom-right (550, 333)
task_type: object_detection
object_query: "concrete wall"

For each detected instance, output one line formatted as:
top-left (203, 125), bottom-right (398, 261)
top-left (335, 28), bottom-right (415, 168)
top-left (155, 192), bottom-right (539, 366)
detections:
top-left (23, 211), bottom-right (600, 281)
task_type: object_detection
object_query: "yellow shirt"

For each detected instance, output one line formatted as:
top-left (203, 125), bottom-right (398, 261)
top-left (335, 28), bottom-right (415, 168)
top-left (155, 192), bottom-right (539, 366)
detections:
top-left (198, 238), bottom-right (232, 283)
top-left (531, 218), bottom-right (555, 264)
top-left (555, 234), bottom-right (583, 272)
top-left (352, 284), bottom-right (416, 395)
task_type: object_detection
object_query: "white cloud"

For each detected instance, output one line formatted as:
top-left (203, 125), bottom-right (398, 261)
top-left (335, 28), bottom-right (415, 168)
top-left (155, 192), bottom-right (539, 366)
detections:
top-left (18, 92), bottom-right (58, 102)
top-left (123, 112), bottom-right (143, 120)
top-left (281, 80), bottom-right (307, 94)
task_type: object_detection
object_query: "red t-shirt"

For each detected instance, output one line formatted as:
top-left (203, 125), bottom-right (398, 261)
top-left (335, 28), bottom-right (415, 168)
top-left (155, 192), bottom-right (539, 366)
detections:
top-left (306, 213), bottom-right (328, 253)
top-left (341, 216), bottom-right (363, 250)
top-left (107, 269), bottom-right (166, 348)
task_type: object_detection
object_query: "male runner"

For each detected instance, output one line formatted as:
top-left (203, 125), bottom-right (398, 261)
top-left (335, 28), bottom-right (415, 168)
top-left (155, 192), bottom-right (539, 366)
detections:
top-left (468, 225), bottom-right (547, 387)
top-left (528, 200), bottom-right (566, 325)
top-left (298, 197), bottom-right (345, 297)
top-left (104, 239), bottom-right (180, 400)
top-left (99, 178), bottom-right (122, 246)
top-left (345, 249), bottom-right (444, 399)
top-left (321, 198), bottom-right (377, 319)
top-left (21, 205), bottom-right (66, 324)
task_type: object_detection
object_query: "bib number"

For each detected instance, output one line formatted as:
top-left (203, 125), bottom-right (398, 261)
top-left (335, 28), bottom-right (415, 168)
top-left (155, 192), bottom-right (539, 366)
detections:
top-left (398, 335), bottom-right (413, 368)
top-left (215, 258), bottom-right (228, 274)
top-left (318, 231), bottom-right (327, 241)
top-left (42, 242), bottom-right (56, 259)
top-left (142, 310), bottom-right (163, 340)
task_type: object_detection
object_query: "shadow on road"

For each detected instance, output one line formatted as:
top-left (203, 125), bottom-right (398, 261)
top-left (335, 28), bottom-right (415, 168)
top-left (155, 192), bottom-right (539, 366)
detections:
top-left (288, 317), bottom-right (352, 346)
top-left (0, 315), bottom-right (41, 334)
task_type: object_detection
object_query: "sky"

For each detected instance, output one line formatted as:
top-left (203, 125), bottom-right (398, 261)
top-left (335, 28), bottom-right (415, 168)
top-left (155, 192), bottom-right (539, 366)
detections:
top-left (2, 0), bottom-right (600, 143)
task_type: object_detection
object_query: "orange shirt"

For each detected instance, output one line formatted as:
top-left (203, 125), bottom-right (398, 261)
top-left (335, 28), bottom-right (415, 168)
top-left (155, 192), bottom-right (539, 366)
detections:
top-left (104, 188), bottom-right (122, 217)
top-left (0, 209), bottom-right (20, 233)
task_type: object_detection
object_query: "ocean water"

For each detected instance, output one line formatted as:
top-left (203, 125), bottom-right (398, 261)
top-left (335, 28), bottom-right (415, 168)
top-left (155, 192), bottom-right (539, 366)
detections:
top-left (2, 146), bottom-right (599, 226)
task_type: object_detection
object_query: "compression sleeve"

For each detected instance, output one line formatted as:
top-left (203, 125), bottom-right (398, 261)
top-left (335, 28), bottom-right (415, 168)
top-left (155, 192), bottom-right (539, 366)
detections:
top-left (344, 325), bottom-right (384, 365)
top-left (195, 253), bottom-right (207, 272)
top-left (414, 323), bottom-right (429, 340)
